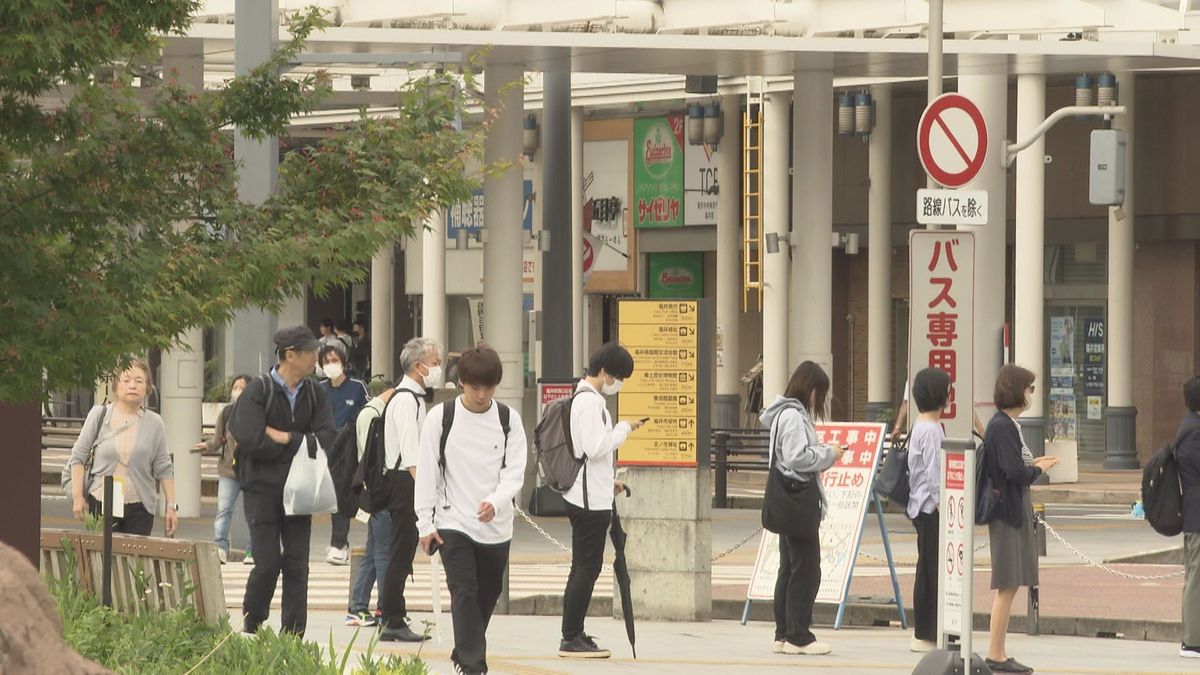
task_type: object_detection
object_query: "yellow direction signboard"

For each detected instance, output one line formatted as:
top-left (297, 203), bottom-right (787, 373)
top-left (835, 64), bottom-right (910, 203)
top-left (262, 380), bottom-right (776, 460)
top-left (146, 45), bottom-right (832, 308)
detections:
top-left (618, 300), bottom-right (702, 467)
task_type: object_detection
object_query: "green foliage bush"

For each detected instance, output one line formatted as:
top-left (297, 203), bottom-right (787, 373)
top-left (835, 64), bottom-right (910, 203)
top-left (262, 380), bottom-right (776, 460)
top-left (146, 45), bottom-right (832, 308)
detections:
top-left (49, 559), bottom-right (429, 674)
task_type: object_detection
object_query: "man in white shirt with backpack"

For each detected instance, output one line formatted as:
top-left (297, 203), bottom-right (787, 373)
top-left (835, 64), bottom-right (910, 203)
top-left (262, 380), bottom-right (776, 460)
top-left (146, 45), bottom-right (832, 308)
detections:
top-left (415, 344), bottom-right (528, 675)
top-left (558, 343), bottom-right (644, 659)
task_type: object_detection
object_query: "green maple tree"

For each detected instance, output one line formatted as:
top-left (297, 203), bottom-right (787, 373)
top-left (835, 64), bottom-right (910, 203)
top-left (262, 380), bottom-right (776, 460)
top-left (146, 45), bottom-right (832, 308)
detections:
top-left (0, 1), bottom-right (492, 402)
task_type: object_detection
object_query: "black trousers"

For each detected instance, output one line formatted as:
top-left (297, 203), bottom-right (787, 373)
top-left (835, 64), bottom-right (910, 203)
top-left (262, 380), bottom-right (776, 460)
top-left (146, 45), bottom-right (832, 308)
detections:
top-left (912, 509), bottom-right (940, 642)
top-left (330, 512), bottom-right (351, 550)
top-left (773, 532), bottom-right (821, 647)
top-left (381, 492), bottom-right (419, 629)
top-left (242, 489), bottom-right (312, 636)
top-left (440, 530), bottom-right (510, 675)
top-left (561, 503), bottom-right (611, 641)
top-left (87, 495), bottom-right (154, 536)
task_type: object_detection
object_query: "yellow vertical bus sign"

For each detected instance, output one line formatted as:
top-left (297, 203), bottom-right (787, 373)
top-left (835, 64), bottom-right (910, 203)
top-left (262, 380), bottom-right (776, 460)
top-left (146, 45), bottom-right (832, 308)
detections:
top-left (618, 300), bottom-right (701, 467)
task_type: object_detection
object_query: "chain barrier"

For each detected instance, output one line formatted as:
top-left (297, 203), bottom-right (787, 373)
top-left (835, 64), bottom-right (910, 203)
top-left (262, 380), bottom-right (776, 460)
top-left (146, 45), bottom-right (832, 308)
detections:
top-left (711, 527), bottom-right (763, 563)
top-left (513, 505), bottom-right (573, 558)
top-left (1036, 515), bottom-right (1185, 581)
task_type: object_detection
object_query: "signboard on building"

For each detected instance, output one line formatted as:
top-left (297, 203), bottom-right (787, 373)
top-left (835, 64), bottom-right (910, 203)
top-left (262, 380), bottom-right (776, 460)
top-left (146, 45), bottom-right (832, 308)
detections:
top-left (648, 252), bottom-right (703, 298)
top-left (584, 139), bottom-right (631, 273)
top-left (908, 231), bottom-right (975, 441)
top-left (916, 188), bottom-right (988, 226)
top-left (746, 423), bottom-right (887, 604)
top-left (941, 449), bottom-right (967, 634)
top-left (1084, 318), bottom-right (1105, 420)
top-left (617, 300), bottom-right (699, 466)
top-left (538, 381), bottom-right (577, 418)
top-left (446, 180), bottom-right (534, 238)
top-left (633, 116), bottom-right (685, 229)
top-left (684, 138), bottom-right (718, 226)
top-left (1050, 316), bottom-right (1076, 439)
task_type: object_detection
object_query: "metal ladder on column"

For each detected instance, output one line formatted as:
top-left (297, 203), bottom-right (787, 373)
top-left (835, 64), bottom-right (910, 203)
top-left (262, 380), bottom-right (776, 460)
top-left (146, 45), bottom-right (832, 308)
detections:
top-left (742, 77), bottom-right (765, 312)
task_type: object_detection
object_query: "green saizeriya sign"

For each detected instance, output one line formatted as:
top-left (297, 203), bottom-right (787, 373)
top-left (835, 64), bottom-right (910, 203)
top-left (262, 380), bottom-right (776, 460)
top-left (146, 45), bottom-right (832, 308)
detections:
top-left (633, 116), bottom-right (685, 228)
top-left (648, 252), bottom-right (703, 298)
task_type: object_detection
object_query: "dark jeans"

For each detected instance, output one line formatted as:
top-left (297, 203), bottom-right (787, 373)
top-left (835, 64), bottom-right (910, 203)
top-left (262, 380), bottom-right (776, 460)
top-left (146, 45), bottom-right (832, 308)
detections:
top-left (912, 509), bottom-right (940, 641)
top-left (440, 530), bottom-right (510, 675)
top-left (773, 532), bottom-right (821, 647)
top-left (330, 511), bottom-right (351, 550)
top-left (561, 503), bottom-right (611, 641)
top-left (242, 489), bottom-right (312, 636)
top-left (87, 495), bottom-right (154, 536)
top-left (381, 500), bottom-right (419, 629)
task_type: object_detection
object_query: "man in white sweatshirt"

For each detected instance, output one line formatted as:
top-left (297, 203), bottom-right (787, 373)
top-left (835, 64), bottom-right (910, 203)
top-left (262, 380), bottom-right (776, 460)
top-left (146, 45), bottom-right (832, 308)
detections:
top-left (558, 343), bottom-right (644, 659)
top-left (415, 345), bottom-right (527, 675)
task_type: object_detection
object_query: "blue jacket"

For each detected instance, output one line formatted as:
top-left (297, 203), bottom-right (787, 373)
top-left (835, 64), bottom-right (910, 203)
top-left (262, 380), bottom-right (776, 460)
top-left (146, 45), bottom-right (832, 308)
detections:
top-left (320, 377), bottom-right (370, 431)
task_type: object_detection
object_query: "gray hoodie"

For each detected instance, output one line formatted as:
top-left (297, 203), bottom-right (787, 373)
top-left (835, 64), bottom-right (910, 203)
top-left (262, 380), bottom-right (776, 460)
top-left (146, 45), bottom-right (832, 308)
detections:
top-left (759, 395), bottom-right (839, 515)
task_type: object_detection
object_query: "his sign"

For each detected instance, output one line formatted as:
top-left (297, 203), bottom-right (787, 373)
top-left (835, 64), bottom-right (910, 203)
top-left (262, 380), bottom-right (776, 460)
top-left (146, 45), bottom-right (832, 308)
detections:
top-left (916, 188), bottom-right (988, 226)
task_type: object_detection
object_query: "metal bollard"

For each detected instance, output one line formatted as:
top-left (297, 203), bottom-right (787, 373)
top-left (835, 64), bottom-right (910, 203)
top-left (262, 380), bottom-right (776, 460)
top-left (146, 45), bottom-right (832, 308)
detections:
top-left (102, 475), bottom-right (114, 608)
top-left (1033, 503), bottom-right (1047, 557)
top-left (714, 432), bottom-right (729, 509)
top-left (1027, 584), bottom-right (1040, 636)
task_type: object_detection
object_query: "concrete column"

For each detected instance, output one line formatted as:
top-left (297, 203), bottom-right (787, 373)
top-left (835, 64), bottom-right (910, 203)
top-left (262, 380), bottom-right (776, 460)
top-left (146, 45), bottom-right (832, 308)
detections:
top-left (791, 69), bottom-right (834, 383)
top-left (1105, 72), bottom-right (1138, 469)
top-left (1015, 73), bottom-right (1047, 459)
top-left (571, 107), bottom-right (585, 372)
top-left (160, 38), bottom-right (205, 520)
top-left (231, 0), bottom-right (279, 376)
top-left (866, 84), bottom-right (893, 424)
top-left (762, 93), bottom-right (791, 403)
top-left (715, 96), bottom-right (743, 428)
top-left (957, 54), bottom-right (1008, 425)
top-left (483, 64), bottom-right (526, 411)
top-left (371, 245), bottom-right (395, 381)
top-left (541, 63), bottom-right (573, 379)
top-left (422, 211), bottom-right (447, 349)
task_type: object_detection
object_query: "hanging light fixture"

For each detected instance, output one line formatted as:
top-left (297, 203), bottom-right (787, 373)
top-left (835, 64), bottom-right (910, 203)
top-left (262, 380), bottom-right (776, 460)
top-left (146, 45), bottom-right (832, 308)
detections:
top-left (687, 103), bottom-right (704, 145)
top-left (837, 93), bottom-right (854, 135)
top-left (1075, 74), bottom-right (1096, 107)
top-left (522, 114), bottom-right (539, 159)
top-left (854, 91), bottom-right (873, 137)
top-left (1097, 73), bottom-right (1117, 107)
top-left (703, 103), bottom-right (722, 146)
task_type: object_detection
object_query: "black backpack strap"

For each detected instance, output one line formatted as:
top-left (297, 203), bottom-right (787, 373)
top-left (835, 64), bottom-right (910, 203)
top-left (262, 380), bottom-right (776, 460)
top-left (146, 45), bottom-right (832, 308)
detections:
top-left (438, 399), bottom-right (456, 476)
top-left (497, 402), bottom-right (511, 469)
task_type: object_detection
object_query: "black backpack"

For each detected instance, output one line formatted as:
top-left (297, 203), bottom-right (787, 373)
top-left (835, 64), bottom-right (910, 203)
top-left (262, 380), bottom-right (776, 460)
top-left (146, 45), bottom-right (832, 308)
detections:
top-left (327, 422), bottom-right (361, 517)
top-left (352, 389), bottom-right (422, 514)
top-left (1143, 441), bottom-right (1185, 537)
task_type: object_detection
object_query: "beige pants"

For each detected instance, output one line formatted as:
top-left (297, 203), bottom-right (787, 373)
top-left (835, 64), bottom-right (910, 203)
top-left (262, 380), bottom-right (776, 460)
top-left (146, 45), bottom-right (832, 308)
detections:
top-left (1185, 533), bottom-right (1200, 647)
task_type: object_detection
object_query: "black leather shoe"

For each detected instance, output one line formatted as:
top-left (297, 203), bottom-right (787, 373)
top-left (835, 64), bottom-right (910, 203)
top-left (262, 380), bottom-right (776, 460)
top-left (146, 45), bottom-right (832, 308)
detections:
top-left (985, 657), bottom-right (1033, 673)
top-left (379, 625), bottom-right (429, 642)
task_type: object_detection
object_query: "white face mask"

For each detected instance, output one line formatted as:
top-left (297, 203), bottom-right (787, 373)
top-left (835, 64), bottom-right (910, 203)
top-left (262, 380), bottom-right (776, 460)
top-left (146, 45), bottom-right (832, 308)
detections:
top-left (601, 378), bottom-right (624, 396)
top-left (322, 363), bottom-right (344, 381)
top-left (422, 364), bottom-right (444, 389)
top-left (230, 389), bottom-right (243, 403)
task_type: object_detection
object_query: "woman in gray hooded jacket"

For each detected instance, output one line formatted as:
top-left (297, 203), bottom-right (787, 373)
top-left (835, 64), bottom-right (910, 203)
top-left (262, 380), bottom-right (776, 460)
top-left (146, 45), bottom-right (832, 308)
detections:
top-left (759, 361), bottom-right (844, 656)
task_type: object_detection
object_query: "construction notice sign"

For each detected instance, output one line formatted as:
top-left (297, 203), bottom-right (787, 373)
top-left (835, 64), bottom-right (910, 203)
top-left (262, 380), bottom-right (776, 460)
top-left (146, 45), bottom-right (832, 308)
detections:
top-left (617, 300), bottom-right (701, 466)
top-left (747, 423), bottom-right (887, 604)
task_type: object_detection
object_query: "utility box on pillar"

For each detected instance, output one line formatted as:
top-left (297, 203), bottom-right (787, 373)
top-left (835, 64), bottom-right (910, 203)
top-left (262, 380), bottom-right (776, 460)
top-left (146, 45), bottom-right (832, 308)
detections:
top-left (1089, 129), bottom-right (1126, 206)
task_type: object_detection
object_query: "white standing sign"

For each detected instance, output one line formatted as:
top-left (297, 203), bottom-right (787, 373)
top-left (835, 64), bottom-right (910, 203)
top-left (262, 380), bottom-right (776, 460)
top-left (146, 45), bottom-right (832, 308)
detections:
top-left (916, 188), bottom-right (988, 226)
top-left (746, 423), bottom-right (887, 605)
top-left (941, 450), bottom-right (968, 634)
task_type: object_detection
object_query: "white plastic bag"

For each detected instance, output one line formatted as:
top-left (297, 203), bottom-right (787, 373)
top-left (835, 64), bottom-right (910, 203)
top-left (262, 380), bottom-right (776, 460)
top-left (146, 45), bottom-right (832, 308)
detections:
top-left (283, 434), bottom-right (338, 516)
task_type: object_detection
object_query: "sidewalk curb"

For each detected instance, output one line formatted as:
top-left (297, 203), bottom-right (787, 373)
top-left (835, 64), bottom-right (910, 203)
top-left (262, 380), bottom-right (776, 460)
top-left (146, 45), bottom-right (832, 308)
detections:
top-left (505, 595), bottom-right (1181, 644)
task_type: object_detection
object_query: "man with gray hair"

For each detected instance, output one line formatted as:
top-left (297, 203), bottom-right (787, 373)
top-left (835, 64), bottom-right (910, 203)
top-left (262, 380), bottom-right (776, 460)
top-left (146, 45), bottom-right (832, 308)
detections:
top-left (379, 336), bottom-right (444, 642)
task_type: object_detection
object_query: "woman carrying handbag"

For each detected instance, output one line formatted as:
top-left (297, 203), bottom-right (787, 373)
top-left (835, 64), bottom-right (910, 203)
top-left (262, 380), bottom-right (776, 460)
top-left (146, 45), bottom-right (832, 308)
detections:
top-left (759, 361), bottom-right (844, 657)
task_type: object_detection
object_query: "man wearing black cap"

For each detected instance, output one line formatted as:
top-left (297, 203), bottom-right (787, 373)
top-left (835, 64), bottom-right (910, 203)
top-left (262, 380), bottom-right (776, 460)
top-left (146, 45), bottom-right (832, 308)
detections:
top-left (229, 325), bottom-right (336, 636)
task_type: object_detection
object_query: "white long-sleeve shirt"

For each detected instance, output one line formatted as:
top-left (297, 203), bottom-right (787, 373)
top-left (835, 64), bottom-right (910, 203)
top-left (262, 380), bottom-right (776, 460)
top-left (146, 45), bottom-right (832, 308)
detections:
top-left (564, 381), bottom-right (631, 511)
top-left (414, 397), bottom-right (528, 544)
top-left (383, 376), bottom-right (427, 470)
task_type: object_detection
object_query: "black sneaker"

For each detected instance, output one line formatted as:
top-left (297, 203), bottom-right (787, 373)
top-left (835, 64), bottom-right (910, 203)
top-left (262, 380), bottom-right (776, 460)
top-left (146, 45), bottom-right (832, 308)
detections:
top-left (559, 634), bottom-right (611, 659)
top-left (985, 657), bottom-right (1033, 673)
top-left (379, 624), bottom-right (428, 642)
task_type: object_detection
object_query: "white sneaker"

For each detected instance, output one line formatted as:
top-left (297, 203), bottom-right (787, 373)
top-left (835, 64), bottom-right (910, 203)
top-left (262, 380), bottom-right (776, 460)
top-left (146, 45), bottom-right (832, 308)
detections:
top-left (326, 546), bottom-right (350, 566)
top-left (1181, 644), bottom-right (1200, 658)
top-left (772, 640), bottom-right (784, 653)
top-left (781, 641), bottom-right (831, 655)
top-left (910, 638), bottom-right (937, 653)
top-left (217, 548), bottom-right (228, 565)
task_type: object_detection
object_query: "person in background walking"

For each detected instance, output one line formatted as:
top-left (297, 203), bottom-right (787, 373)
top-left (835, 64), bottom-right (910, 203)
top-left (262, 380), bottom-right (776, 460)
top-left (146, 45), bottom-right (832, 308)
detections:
top-left (193, 374), bottom-right (253, 564)
top-left (905, 367), bottom-right (951, 653)
top-left (983, 364), bottom-right (1060, 673)
top-left (1176, 375), bottom-right (1200, 659)
top-left (319, 318), bottom-right (340, 348)
top-left (759, 361), bottom-right (843, 656)
top-left (229, 326), bottom-right (336, 637)
top-left (335, 319), bottom-right (356, 356)
top-left (68, 360), bottom-right (178, 537)
top-left (379, 337), bottom-right (443, 642)
top-left (351, 319), bottom-right (372, 380)
top-left (558, 343), bottom-right (645, 659)
top-left (416, 345), bottom-right (527, 675)
top-left (319, 344), bottom-right (370, 566)
top-left (345, 382), bottom-right (397, 628)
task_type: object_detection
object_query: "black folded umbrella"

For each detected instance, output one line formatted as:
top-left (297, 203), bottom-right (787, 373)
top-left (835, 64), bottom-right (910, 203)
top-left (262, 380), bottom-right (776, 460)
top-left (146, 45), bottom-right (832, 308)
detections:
top-left (610, 485), bottom-right (636, 658)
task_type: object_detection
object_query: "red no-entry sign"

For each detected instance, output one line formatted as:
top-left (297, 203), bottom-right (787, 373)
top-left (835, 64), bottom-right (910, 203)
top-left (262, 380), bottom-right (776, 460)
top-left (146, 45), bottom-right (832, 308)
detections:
top-left (917, 93), bottom-right (988, 188)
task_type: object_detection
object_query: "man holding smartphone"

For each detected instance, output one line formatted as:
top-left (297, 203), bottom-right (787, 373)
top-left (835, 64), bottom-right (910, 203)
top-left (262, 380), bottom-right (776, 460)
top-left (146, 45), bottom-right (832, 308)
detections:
top-left (558, 343), bottom-right (644, 659)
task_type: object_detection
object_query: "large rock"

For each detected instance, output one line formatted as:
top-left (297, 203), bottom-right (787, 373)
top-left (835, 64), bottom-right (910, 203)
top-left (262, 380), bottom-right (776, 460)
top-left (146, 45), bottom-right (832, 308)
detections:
top-left (0, 542), bottom-right (109, 674)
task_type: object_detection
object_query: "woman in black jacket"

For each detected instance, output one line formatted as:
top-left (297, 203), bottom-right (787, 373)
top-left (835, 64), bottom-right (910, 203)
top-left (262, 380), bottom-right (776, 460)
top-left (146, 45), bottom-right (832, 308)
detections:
top-left (982, 365), bottom-right (1060, 673)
